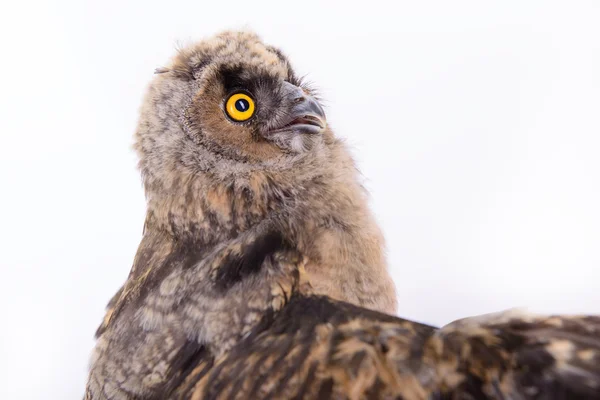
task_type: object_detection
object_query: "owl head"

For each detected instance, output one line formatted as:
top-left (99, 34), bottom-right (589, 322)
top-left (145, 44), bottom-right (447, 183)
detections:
top-left (134, 30), bottom-right (329, 194)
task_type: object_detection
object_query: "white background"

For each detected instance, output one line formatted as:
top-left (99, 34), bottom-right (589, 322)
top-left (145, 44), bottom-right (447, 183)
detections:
top-left (1, 1), bottom-right (599, 398)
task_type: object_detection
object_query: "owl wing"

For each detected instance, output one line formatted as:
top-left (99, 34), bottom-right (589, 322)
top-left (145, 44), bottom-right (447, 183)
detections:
top-left (172, 296), bottom-right (600, 399)
top-left (172, 295), bottom-right (438, 399)
top-left (429, 310), bottom-right (600, 399)
top-left (87, 224), bottom-right (309, 400)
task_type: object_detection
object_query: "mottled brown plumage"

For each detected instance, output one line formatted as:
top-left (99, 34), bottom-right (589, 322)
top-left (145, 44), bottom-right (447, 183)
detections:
top-left (173, 296), bottom-right (600, 400)
top-left (86, 30), bottom-right (600, 399)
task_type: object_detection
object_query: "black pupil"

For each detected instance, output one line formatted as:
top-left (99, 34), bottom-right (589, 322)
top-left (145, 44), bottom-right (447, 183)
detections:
top-left (235, 98), bottom-right (250, 112)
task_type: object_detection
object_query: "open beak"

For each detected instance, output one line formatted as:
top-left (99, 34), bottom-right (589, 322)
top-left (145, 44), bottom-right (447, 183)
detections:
top-left (269, 81), bottom-right (326, 135)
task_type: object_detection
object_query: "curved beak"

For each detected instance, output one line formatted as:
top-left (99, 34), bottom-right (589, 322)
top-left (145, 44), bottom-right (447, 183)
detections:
top-left (270, 81), bottom-right (327, 135)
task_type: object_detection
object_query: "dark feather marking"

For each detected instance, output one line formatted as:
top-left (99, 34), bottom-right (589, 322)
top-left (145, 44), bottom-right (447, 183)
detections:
top-left (223, 356), bottom-right (252, 400)
top-left (247, 333), bottom-right (296, 398)
top-left (176, 357), bottom-right (216, 400)
top-left (515, 346), bottom-right (555, 372)
top-left (327, 330), bottom-right (346, 365)
top-left (235, 349), bottom-right (273, 398)
top-left (469, 337), bottom-right (509, 369)
top-left (213, 230), bottom-right (289, 291)
top-left (365, 378), bottom-right (385, 399)
top-left (136, 240), bottom-right (204, 302)
top-left (316, 378), bottom-right (334, 400)
top-left (219, 348), bottom-right (263, 400)
top-left (455, 375), bottom-right (488, 400)
top-left (269, 332), bottom-right (315, 398)
top-left (157, 341), bottom-right (210, 399)
top-left (348, 350), bottom-right (368, 377)
top-left (268, 295), bottom-right (404, 336)
top-left (292, 360), bottom-right (319, 400)
top-left (218, 64), bottom-right (279, 95)
top-left (202, 355), bottom-right (233, 400)
top-left (218, 65), bottom-right (246, 92)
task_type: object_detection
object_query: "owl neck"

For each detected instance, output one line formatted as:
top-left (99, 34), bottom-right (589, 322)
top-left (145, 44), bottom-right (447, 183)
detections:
top-left (138, 132), bottom-right (341, 244)
top-left (143, 164), bottom-right (316, 246)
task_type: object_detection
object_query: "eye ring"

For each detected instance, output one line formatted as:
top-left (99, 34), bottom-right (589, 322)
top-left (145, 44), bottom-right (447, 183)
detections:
top-left (225, 92), bottom-right (256, 122)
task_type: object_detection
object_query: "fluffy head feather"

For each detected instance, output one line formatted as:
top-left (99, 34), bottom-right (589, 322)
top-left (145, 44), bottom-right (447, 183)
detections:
top-left (135, 30), bottom-right (328, 194)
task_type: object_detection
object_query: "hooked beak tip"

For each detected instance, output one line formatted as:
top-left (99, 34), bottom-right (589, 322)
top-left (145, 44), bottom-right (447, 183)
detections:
top-left (270, 81), bottom-right (327, 135)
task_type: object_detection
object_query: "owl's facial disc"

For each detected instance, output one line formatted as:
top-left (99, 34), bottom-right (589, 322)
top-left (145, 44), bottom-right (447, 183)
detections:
top-left (267, 81), bottom-right (326, 136)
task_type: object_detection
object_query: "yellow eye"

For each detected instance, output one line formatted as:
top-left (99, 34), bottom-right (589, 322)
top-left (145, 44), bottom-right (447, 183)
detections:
top-left (225, 92), bottom-right (255, 122)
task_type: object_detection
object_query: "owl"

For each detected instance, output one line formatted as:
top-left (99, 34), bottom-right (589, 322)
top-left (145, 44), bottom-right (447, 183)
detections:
top-left (86, 31), bottom-right (600, 399)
